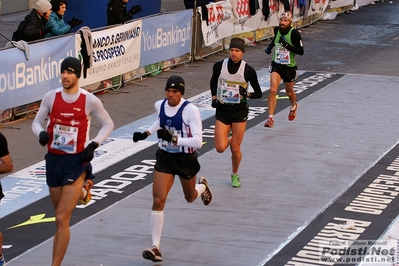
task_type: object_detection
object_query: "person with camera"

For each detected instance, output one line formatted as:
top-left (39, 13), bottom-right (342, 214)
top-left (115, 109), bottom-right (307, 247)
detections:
top-left (106, 0), bottom-right (142, 26)
top-left (21, 0), bottom-right (53, 42)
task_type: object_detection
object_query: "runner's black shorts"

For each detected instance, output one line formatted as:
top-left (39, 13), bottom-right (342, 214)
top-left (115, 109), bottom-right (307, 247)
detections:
top-left (216, 102), bottom-right (249, 125)
top-left (154, 149), bottom-right (200, 180)
top-left (270, 61), bottom-right (298, 83)
top-left (45, 152), bottom-right (94, 187)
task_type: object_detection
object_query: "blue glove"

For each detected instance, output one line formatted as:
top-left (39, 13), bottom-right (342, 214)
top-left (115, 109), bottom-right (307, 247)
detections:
top-left (265, 46), bottom-right (272, 54)
top-left (279, 36), bottom-right (288, 47)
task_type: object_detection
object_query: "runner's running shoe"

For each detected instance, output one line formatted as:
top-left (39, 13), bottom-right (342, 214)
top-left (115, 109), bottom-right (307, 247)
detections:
top-left (199, 177), bottom-right (212, 206)
top-left (143, 245), bottom-right (163, 262)
top-left (79, 179), bottom-right (93, 205)
top-left (231, 174), bottom-right (241, 188)
top-left (0, 255), bottom-right (5, 266)
top-left (264, 117), bottom-right (274, 128)
top-left (288, 102), bottom-right (298, 121)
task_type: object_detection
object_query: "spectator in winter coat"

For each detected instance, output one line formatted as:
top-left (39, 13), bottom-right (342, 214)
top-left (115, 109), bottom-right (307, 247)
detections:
top-left (23, 0), bottom-right (53, 42)
top-left (46, 0), bottom-right (82, 37)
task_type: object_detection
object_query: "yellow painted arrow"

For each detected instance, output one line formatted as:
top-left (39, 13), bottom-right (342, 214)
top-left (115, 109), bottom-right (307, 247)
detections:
top-left (7, 214), bottom-right (55, 229)
top-left (263, 95), bottom-right (289, 101)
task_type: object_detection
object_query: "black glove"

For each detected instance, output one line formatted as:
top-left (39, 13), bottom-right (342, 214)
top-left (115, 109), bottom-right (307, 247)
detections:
top-left (133, 132), bottom-right (148, 142)
top-left (130, 5), bottom-right (142, 15)
top-left (41, 26), bottom-right (53, 36)
top-left (239, 86), bottom-right (247, 97)
top-left (68, 16), bottom-right (83, 28)
top-left (279, 36), bottom-right (288, 48)
top-left (39, 131), bottom-right (49, 146)
top-left (211, 99), bottom-right (219, 108)
top-left (265, 46), bottom-right (272, 54)
top-left (157, 129), bottom-right (173, 142)
top-left (82, 142), bottom-right (99, 162)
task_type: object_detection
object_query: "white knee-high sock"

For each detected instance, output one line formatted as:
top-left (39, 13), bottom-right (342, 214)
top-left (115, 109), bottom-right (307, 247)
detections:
top-left (195, 184), bottom-right (206, 198)
top-left (151, 210), bottom-right (164, 249)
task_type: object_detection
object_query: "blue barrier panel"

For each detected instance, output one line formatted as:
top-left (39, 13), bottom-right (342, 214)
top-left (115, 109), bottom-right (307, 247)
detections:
top-left (64, 0), bottom-right (161, 30)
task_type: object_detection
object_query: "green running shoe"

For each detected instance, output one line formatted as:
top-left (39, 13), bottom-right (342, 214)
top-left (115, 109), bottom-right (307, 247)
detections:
top-left (231, 174), bottom-right (241, 188)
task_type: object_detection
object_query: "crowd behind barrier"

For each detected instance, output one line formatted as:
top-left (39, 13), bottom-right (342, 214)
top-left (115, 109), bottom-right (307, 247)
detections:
top-left (0, 0), bottom-right (358, 125)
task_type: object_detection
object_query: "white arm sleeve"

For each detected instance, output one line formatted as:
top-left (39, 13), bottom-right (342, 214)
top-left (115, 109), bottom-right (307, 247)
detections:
top-left (31, 91), bottom-right (56, 136)
top-left (87, 94), bottom-right (114, 144)
top-left (177, 103), bottom-right (202, 149)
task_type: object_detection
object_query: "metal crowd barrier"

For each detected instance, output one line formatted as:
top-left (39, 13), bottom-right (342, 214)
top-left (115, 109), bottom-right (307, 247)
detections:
top-left (1, 5), bottom-right (352, 126)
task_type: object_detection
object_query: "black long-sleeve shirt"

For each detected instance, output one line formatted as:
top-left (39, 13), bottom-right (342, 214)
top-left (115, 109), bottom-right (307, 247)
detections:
top-left (210, 58), bottom-right (263, 99)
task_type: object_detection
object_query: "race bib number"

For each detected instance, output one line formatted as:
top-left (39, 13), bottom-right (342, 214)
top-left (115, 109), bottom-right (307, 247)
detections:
top-left (51, 124), bottom-right (78, 153)
top-left (217, 80), bottom-right (245, 104)
top-left (275, 47), bottom-right (290, 65)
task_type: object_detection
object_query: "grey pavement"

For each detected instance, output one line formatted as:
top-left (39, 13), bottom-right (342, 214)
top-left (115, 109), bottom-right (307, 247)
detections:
top-left (6, 73), bottom-right (399, 266)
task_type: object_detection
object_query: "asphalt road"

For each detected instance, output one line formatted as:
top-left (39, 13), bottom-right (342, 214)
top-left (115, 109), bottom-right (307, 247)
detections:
top-left (1, 1), bottom-right (398, 176)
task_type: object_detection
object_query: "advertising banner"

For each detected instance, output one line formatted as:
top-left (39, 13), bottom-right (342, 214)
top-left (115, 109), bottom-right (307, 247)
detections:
top-left (77, 20), bottom-right (142, 87)
top-left (200, 0), bottom-right (329, 46)
top-left (140, 10), bottom-right (192, 67)
top-left (0, 36), bottom-right (75, 110)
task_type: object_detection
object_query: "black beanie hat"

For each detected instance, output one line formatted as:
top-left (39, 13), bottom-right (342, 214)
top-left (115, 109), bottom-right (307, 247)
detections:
top-left (165, 75), bottom-right (185, 95)
top-left (61, 57), bottom-right (81, 78)
top-left (229, 37), bottom-right (245, 53)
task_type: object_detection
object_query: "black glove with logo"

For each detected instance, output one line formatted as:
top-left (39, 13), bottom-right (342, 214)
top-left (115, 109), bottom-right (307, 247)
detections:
top-left (82, 142), bottom-right (99, 162)
top-left (211, 99), bottom-right (219, 108)
top-left (239, 86), bottom-right (247, 97)
top-left (133, 132), bottom-right (148, 142)
top-left (130, 5), bottom-right (142, 15)
top-left (157, 128), bottom-right (173, 142)
top-left (265, 46), bottom-right (272, 54)
top-left (279, 36), bottom-right (288, 48)
top-left (68, 16), bottom-right (83, 28)
top-left (39, 131), bottom-right (49, 146)
top-left (41, 26), bottom-right (53, 36)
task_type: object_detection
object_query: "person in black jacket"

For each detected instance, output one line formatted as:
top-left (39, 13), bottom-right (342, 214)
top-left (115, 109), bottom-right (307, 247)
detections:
top-left (106, 0), bottom-right (142, 26)
top-left (23, 0), bottom-right (53, 42)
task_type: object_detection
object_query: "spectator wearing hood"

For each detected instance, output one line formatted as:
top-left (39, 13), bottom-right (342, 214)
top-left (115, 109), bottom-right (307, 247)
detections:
top-left (106, 0), bottom-right (142, 26)
top-left (23, 0), bottom-right (53, 42)
top-left (46, 0), bottom-right (82, 37)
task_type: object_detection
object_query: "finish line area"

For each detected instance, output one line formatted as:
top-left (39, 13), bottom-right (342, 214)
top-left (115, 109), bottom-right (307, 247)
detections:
top-left (2, 70), bottom-right (399, 266)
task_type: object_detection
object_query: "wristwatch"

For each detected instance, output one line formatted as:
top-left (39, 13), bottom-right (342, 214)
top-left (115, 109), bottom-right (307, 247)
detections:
top-left (171, 136), bottom-right (178, 145)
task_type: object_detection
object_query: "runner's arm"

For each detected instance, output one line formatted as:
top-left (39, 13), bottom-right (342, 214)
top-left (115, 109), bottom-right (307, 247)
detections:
top-left (31, 91), bottom-right (55, 136)
top-left (178, 104), bottom-right (202, 148)
top-left (285, 29), bottom-right (304, 55)
top-left (244, 65), bottom-right (263, 99)
top-left (89, 95), bottom-right (114, 145)
top-left (210, 61), bottom-right (223, 97)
